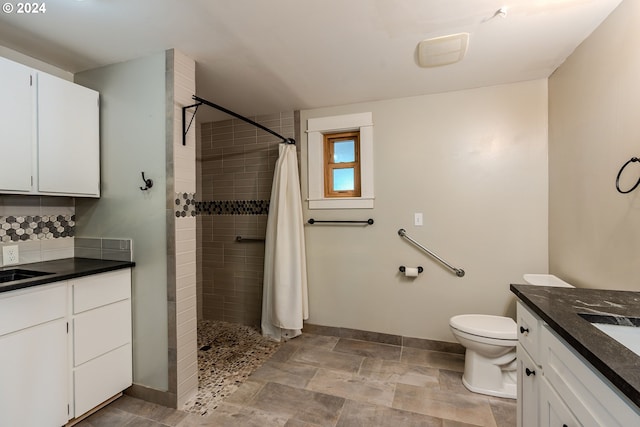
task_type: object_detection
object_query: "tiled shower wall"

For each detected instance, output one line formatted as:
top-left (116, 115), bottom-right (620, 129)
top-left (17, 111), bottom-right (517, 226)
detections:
top-left (197, 112), bottom-right (296, 327)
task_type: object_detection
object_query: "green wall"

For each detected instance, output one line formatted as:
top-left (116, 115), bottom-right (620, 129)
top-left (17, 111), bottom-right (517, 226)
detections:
top-left (75, 52), bottom-right (169, 390)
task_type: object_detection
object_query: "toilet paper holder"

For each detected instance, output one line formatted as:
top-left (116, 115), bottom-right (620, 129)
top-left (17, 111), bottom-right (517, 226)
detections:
top-left (399, 266), bottom-right (423, 274)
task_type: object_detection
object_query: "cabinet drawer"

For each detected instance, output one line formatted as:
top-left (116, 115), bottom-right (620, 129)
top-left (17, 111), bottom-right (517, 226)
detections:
top-left (0, 282), bottom-right (66, 336)
top-left (542, 325), bottom-right (640, 426)
top-left (73, 343), bottom-right (132, 417)
top-left (72, 269), bottom-right (131, 314)
top-left (73, 299), bottom-right (131, 366)
top-left (516, 301), bottom-right (542, 361)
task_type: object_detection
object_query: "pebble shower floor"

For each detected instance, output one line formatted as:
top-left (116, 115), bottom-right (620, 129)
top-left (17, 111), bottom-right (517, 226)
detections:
top-left (182, 320), bottom-right (281, 416)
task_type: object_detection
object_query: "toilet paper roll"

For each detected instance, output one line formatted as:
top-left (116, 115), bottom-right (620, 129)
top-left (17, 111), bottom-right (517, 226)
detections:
top-left (404, 267), bottom-right (420, 277)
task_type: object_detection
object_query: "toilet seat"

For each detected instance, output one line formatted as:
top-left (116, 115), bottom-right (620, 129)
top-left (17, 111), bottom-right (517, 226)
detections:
top-left (450, 314), bottom-right (516, 340)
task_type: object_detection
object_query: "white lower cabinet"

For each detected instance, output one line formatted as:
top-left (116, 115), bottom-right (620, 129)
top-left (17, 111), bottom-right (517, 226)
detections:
top-left (516, 300), bottom-right (640, 427)
top-left (517, 343), bottom-right (539, 427)
top-left (539, 377), bottom-right (580, 427)
top-left (0, 283), bottom-right (68, 427)
top-left (0, 268), bottom-right (132, 426)
top-left (70, 269), bottom-right (132, 419)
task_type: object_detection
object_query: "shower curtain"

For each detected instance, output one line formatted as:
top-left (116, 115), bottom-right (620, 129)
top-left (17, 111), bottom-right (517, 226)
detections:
top-left (261, 143), bottom-right (308, 341)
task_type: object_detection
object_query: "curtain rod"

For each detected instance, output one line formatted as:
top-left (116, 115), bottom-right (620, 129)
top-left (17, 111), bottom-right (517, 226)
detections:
top-left (182, 95), bottom-right (296, 146)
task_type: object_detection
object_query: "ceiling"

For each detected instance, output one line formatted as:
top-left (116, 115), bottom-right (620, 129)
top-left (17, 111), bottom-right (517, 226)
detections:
top-left (0, 0), bottom-right (623, 122)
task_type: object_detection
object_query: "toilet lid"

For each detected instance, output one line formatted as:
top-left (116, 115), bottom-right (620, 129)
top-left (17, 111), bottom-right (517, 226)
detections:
top-left (450, 314), bottom-right (516, 340)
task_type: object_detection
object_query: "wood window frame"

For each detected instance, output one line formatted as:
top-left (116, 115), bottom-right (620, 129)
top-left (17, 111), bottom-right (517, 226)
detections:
top-left (323, 131), bottom-right (361, 198)
top-left (307, 112), bottom-right (374, 209)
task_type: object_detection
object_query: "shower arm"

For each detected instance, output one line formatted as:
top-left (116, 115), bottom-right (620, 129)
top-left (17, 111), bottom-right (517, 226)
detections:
top-left (182, 95), bottom-right (296, 146)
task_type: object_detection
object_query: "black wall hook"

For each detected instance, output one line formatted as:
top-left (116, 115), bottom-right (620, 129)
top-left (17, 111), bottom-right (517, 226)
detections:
top-left (140, 172), bottom-right (153, 191)
top-left (615, 157), bottom-right (640, 194)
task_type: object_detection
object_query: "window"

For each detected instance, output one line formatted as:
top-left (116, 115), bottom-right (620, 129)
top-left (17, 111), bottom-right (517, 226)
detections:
top-left (324, 131), bottom-right (360, 197)
top-left (307, 112), bottom-right (374, 209)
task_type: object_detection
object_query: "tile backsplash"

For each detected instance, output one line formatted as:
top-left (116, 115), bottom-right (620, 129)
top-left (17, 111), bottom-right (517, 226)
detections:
top-left (0, 214), bottom-right (75, 242)
top-left (75, 237), bottom-right (133, 262)
top-left (0, 195), bottom-right (75, 266)
top-left (0, 195), bottom-right (134, 266)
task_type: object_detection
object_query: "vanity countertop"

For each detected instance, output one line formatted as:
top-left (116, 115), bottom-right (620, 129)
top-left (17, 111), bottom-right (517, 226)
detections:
top-left (511, 284), bottom-right (640, 409)
top-left (0, 257), bottom-right (135, 293)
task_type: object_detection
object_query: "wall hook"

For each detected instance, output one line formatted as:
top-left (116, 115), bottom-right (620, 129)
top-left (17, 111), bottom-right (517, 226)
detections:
top-left (616, 157), bottom-right (640, 194)
top-left (140, 172), bottom-right (153, 191)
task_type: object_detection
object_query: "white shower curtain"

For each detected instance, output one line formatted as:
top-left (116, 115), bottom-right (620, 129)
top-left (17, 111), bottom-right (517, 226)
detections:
top-left (261, 143), bottom-right (308, 341)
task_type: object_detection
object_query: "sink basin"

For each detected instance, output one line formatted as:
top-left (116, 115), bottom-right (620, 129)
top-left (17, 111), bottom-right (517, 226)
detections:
top-left (0, 269), bottom-right (53, 284)
top-left (579, 313), bottom-right (640, 357)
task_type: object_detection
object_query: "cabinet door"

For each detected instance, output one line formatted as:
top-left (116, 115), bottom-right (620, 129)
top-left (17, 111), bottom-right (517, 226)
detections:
top-left (0, 56), bottom-right (34, 192)
top-left (539, 378), bottom-right (580, 427)
top-left (37, 72), bottom-right (99, 196)
top-left (517, 345), bottom-right (539, 427)
top-left (0, 319), bottom-right (68, 427)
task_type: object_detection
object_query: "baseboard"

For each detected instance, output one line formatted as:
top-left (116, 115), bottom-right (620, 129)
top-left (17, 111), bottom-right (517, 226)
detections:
top-left (124, 383), bottom-right (177, 409)
top-left (302, 322), bottom-right (465, 354)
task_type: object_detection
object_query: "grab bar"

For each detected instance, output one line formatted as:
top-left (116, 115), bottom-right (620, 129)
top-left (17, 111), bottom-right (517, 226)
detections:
top-left (307, 218), bottom-right (374, 225)
top-left (235, 236), bottom-right (265, 242)
top-left (398, 229), bottom-right (465, 277)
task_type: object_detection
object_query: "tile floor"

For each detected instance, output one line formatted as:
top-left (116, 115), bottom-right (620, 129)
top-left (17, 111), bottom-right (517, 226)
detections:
top-left (77, 333), bottom-right (516, 427)
top-left (183, 320), bottom-right (281, 415)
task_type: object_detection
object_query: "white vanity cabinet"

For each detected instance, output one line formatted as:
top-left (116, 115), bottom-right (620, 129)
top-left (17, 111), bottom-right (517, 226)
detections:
top-left (0, 55), bottom-right (100, 197)
top-left (516, 301), bottom-right (640, 427)
top-left (0, 282), bottom-right (69, 427)
top-left (516, 301), bottom-right (544, 427)
top-left (70, 269), bottom-right (132, 418)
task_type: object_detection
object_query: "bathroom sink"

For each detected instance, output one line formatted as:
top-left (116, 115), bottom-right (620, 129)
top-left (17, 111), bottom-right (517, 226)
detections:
top-left (578, 313), bottom-right (640, 357)
top-left (0, 269), bottom-right (53, 284)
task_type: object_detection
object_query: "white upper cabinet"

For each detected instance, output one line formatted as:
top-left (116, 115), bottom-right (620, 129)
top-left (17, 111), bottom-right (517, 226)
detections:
top-left (0, 56), bottom-right (100, 197)
top-left (37, 73), bottom-right (100, 196)
top-left (0, 57), bottom-right (34, 192)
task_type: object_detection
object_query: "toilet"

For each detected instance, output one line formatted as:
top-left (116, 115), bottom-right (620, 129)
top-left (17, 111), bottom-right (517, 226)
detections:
top-left (449, 274), bottom-right (574, 399)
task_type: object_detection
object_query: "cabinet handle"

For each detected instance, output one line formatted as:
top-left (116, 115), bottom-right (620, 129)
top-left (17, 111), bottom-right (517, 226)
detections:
top-left (520, 326), bottom-right (529, 334)
top-left (525, 368), bottom-right (536, 376)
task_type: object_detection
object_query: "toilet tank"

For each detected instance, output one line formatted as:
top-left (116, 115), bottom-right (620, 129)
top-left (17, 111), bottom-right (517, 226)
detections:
top-left (523, 274), bottom-right (574, 288)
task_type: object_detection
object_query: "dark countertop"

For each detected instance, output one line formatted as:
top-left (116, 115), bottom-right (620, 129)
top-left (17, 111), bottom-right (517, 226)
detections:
top-left (0, 257), bottom-right (135, 293)
top-left (511, 284), bottom-right (640, 409)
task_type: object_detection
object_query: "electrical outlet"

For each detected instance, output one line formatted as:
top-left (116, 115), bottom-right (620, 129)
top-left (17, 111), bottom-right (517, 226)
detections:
top-left (2, 245), bottom-right (19, 266)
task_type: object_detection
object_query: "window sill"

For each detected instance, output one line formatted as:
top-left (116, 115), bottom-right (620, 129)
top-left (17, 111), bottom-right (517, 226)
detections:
top-left (308, 197), bottom-right (374, 209)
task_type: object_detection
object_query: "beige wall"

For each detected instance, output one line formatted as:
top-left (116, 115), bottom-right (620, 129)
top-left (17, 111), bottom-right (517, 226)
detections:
top-left (300, 80), bottom-right (549, 343)
top-left (549, 0), bottom-right (640, 291)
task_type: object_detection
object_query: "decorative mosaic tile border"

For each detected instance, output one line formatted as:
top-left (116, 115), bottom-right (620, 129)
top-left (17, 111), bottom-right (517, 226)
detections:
top-left (175, 192), bottom-right (197, 218)
top-left (174, 193), bottom-right (270, 217)
top-left (196, 200), bottom-right (269, 216)
top-left (0, 214), bottom-right (75, 242)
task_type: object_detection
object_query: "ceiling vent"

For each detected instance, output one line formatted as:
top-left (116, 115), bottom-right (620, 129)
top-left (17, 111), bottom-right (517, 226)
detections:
top-left (417, 33), bottom-right (469, 68)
